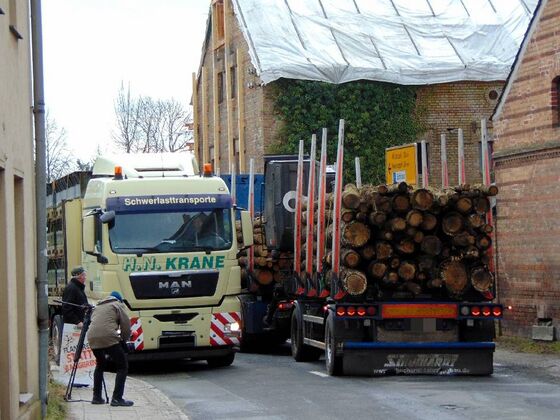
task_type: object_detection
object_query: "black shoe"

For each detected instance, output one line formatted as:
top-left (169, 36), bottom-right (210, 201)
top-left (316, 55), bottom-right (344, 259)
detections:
top-left (91, 397), bottom-right (105, 405)
top-left (110, 398), bottom-right (134, 407)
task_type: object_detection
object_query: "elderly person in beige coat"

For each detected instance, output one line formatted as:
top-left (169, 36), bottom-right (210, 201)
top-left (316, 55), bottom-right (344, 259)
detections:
top-left (87, 291), bottom-right (133, 407)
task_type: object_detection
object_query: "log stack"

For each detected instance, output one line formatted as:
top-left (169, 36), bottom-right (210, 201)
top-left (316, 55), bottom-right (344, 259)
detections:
top-left (309, 182), bottom-right (498, 300)
top-left (237, 216), bottom-right (293, 294)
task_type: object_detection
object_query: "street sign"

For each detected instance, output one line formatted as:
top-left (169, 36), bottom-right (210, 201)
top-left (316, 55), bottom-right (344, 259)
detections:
top-left (385, 143), bottom-right (418, 185)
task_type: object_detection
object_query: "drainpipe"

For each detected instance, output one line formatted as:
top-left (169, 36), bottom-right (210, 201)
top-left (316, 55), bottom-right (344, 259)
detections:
top-left (30, 0), bottom-right (49, 416)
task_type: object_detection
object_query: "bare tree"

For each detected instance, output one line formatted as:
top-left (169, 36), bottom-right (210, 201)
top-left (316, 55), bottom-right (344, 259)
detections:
top-left (158, 98), bottom-right (192, 152)
top-left (113, 84), bottom-right (141, 153)
top-left (112, 84), bottom-right (192, 153)
top-left (46, 111), bottom-right (74, 181)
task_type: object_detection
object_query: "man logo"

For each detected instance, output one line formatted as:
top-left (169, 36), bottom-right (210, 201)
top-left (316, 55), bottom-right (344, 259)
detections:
top-left (158, 280), bottom-right (193, 291)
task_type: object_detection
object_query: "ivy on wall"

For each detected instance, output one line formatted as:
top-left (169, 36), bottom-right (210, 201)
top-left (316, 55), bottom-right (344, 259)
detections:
top-left (270, 79), bottom-right (424, 185)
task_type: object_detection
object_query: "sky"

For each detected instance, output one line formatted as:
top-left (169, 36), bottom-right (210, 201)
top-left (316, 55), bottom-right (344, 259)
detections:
top-left (42, 0), bottom-right (210, 162)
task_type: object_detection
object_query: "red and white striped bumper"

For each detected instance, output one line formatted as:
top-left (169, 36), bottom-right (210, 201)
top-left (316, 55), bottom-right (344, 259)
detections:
top-left (130, 317), bottom-right (144, 351)
top-left (210, 312), bottom-right (241, 346)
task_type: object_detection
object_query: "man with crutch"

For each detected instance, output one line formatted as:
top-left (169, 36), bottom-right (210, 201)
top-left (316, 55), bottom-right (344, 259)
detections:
top-left (87, 291), bottom-right (134, 407)
top-left (63, 302), bottom-right (108, 402)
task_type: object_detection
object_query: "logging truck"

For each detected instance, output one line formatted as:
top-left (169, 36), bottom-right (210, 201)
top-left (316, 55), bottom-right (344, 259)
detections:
top-left (241, 121), bottom-right (503, 375)
top-left (47, 153), bottom-right (253, 366)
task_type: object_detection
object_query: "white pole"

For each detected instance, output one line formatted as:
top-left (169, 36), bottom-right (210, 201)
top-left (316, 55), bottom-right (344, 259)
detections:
top-left (316, 128), bottom-right (327, 276)
top-left (230, 163), bottom-right (236, 206)
top-left (355, 157), bottom-right (362, 188)
top-left (306, 135), bottom-right (317, 285)
top-left (458, 128), bottom-right (466, 184)
top-left (441, 133), bottom-right (449, 188)
top-left (294, 140), bottom-right (305, 284)
top-left (421, 140), bottom-right (429, 188)
top-left (332, 120), bottom-right (345, 299)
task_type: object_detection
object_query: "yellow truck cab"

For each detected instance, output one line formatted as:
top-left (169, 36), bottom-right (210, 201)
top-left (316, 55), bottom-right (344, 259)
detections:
top-left (50, 153), bottom-right (253, 367)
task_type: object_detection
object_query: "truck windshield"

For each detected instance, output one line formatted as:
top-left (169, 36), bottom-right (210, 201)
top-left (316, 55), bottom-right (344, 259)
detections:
top-left (108, 209), bottom-right (233, 254)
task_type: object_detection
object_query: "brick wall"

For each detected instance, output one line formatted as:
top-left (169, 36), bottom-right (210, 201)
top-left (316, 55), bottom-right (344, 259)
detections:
top-left (493, 0), bottom-right (560, 337)
top-left (415, 81), bottom-right (504, 187)
top-left (195, 0), bottom-right (266, 174)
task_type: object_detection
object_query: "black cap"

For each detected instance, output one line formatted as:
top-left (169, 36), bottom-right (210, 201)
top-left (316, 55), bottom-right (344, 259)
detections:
top-left (71, 266), bottom-right (85, 276)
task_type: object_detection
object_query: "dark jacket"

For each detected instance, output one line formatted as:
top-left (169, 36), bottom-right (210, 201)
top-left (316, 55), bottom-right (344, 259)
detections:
top-left (61, 277), bottom-right (88, 324)
top-left (87, 296), bottom-right (131, 350)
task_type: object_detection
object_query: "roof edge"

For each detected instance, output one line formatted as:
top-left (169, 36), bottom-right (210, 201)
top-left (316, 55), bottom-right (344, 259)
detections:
top-left (492, 0), bottom-right (546, 121)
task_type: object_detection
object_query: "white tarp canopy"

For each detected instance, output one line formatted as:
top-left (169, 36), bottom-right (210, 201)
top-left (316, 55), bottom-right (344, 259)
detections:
top-left (231, 0), bottom-right (538, 85)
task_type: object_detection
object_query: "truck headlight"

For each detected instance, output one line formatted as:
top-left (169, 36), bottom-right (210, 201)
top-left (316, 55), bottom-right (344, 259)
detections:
top-left (224, 321), bottom-right (240, 334)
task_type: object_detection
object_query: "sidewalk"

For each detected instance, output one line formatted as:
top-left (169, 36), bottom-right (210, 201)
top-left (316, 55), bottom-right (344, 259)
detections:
top-left (61, 373), bottom-right (189, 420)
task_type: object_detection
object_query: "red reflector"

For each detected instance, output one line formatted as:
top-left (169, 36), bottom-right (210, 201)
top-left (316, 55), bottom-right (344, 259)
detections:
top-left (277, 302), bottom-right (293, 311)
top-left (482, 306), bottom-right (491, 316)
top-left (346, 306), bottom-right (356, 316)
top-left (357, 307), bottom-right (366, 316)
top-left (381, 303), bottom-right (458, 319)
top-left (492, 306), bottom-right (502, 317)
top-left (471, 306), bottom-right (481, 316)
top-left (336, 307), bottom-right (346, 317)
top-left (367, 306), bottom-right (377, 316)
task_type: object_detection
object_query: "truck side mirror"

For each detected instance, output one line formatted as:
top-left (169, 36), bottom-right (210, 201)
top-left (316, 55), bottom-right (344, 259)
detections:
top-left (82, 214), bottom-right (96, 254)
top-left (240, 210), bottom-right (254, 247)
top-left (100, 210), bottom-right (115, 224)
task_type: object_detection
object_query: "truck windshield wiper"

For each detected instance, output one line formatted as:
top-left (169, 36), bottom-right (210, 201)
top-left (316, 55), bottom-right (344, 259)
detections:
top-left (113, 246), bottom-right (159, 256)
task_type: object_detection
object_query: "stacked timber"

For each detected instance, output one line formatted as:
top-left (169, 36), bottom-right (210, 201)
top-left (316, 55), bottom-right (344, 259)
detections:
top-left (237, 216), bottom-right (293, 293)
top-left (306, 182), bottom-right (498, 300)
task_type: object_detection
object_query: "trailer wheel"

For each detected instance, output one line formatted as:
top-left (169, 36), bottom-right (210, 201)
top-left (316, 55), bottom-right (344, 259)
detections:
top-left (325, 314), bottom-right (343, 376)
top-left (50, 315), bottom-right (63, 364)
top-left (291, 307), bottom-right (322, 362)
top-left (206, 352), bottom-right (235, 368)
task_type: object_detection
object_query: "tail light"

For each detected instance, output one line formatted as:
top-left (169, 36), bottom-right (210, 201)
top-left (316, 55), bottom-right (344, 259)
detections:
top-left (336, 305), bottom-right (377, 317)
top-left (277, 301), bottom-right (293, 311)
top-left (471, 306), bottom-right (481, 316)
top-left (492, 306), bottom-right (502, 317)
top-left (482, 306), bottom-right (491, 317)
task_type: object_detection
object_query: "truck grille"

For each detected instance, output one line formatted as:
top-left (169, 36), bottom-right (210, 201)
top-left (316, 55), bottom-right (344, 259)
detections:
top-left (130, 270), bottom-right (219, 299)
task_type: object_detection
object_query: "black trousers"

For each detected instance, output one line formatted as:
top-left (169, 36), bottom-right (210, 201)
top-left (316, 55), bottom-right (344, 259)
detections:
top-left (92, 343), bottom-right (128, 400)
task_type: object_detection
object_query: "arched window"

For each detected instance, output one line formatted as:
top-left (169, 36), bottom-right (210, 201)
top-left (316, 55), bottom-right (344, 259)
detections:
top-left (553, 76), bottom-right (560, 127)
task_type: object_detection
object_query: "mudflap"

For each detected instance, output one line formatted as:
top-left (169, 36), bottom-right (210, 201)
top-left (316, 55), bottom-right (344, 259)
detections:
top-left (342, 342), bottom-right (495, 376)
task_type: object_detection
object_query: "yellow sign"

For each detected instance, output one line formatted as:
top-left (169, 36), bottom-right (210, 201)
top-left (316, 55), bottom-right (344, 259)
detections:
top-left (385, 143), bottom-right (418, 185)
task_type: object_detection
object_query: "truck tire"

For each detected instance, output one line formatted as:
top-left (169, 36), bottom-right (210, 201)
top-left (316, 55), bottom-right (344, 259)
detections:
top-left (50, 315), bottom-right (63, 365)
top-left (325, 314), bottom-right (343, 376)
top-left (291, 308), bottom-right (322, 362)
top-left (206, 352), bottom-right (235, 368)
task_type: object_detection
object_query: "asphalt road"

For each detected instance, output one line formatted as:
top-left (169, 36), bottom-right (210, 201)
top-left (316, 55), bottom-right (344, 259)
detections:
top-left (133, 345), bottom-right (560, 420)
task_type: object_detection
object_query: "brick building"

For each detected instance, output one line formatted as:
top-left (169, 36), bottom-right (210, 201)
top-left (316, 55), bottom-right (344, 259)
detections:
top-left (492, 0), bottom-right (560, 337)
top-left (193, 0), bottom-right (535, 185)
top-left (0, 0), bottom-right (42, 418)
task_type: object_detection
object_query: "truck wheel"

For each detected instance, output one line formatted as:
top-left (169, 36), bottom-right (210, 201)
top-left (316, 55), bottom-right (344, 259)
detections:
top-left (325, 314), bottom-right (343, 376)
top-left (291, 308), bottom-right (322, 362)
top-left (50, 315), bottom-right (63, 364)
top-left (206, 352), bottom-right (235, 368)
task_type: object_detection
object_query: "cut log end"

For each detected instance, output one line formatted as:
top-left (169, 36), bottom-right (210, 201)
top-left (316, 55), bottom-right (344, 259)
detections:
top-left (341, 269), bottom-right (368, 295)
top-left (471, 266), bottom-right (494, 292)
top-left (440, 260), bottom-right (468, 296)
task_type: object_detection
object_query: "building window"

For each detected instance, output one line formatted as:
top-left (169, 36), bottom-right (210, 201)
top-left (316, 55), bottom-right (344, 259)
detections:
top-left (14, 176), bottom-right (27, 392)
top-left (218, 72), bottom-right (225, 104)
top-left (553, 76), bottom-right (560, 127)
top-left (212, 0), bottom-right (225, 49)
top-left (230, 66), bottom-right (237, 99)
